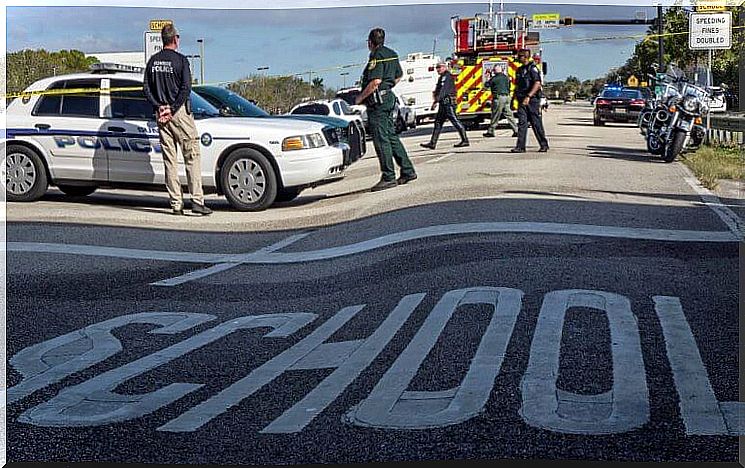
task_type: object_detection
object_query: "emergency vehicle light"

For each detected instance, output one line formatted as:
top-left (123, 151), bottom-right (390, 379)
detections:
top-left (89, 62), bottom-right (146, 74)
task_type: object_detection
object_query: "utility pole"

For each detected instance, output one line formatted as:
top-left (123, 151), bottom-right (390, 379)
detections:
top-left (197, 38), bottom-right (205, 84)
top-left (657, 5), bottom-right (664, 71)
top-left (340, 72), bottom-right (349, 88)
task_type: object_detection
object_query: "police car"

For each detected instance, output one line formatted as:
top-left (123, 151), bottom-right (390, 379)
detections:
top-left (5, 63), bottom-right (355, 211)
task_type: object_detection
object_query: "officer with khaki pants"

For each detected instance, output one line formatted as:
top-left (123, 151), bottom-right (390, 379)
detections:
top-left (144, 23), bottom-right (212, 216)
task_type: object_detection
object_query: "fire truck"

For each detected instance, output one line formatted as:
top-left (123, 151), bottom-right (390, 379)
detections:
top-left (449, 7), bottom-right (544, 128)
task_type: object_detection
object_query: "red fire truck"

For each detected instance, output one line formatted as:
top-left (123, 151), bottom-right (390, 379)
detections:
top-left (450, 9), bottom-right (544, 128)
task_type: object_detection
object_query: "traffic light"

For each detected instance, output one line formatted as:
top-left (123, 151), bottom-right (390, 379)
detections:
top-left (563, 17), bottom-right (574, 26)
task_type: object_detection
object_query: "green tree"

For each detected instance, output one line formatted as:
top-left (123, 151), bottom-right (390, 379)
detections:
top-left (609, 6), bottom-right (743, 93)
top-left (228, 74), bottom-right (337, 114)
top-left (7, 48), bottom-right (99, 98)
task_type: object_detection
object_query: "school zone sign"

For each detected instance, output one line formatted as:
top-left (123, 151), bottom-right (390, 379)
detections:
top-left (7, 287), bottom-right (743, 436)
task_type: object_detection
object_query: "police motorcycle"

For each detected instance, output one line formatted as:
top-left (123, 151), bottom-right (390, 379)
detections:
top-left (641, 64), bottom-right (709, 162)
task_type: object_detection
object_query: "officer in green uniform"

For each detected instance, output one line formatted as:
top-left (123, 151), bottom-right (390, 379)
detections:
top-left (355, 28), bottom-right (417, 192)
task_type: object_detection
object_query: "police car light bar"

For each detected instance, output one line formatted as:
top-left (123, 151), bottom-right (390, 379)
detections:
top-left (89, 62), bottom-right (145, 74)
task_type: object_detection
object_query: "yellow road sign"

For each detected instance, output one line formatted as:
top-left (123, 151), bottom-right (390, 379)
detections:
top-left (627, 75), bottom-right (639, 87)
top-left (532, 13), bottom-right (560, 22)
top-left (149, 19), bottom-right (173, 31)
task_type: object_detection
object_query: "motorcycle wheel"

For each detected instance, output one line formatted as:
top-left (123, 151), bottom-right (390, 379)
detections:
top-left (646, 135), bottom-right (664, 155)
top-left (663, 129), bottom-right (686, 163)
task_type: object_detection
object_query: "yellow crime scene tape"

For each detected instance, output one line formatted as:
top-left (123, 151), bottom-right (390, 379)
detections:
top-left (4, 25), bottom-right (743, 101)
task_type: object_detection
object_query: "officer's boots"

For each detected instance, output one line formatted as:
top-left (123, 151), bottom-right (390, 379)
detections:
top-left (420, 125), bottom-right (442, 150)
top-left (454, 126), bottom-right (470, 148)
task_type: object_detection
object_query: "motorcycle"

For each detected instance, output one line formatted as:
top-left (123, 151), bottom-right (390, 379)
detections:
top-left (640, 64), bottom-right (710, 162)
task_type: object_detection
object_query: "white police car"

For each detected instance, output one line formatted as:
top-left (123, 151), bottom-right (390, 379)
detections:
top-left (4, 63), bottom-right (355, 211)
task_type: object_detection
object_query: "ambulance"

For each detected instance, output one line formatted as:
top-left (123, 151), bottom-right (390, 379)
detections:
top-left (449, 8), bottom-right (545, 128)
top-left (394, 52), bottom-right (442, 124)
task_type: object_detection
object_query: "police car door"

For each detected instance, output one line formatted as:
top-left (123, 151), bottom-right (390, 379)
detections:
top-left (30, 78), bottom-right (108, 181)
top-left (103, 78), bottom-right (164, 184)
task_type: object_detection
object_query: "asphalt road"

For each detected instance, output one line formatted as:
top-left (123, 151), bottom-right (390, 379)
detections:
top-left (5, 104), bottom-right (742, 465)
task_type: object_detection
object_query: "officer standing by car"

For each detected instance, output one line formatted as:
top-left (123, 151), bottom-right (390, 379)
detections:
top-left (420, 61), bottom-right (469, 150)
top-left (512, 49), bottom-right (549, 153)
top-left (144, 23), bottom-right (212, 215)
top-left (355, 27), bottom-right (417, 192)
top-left (483, 64), bottom-right (518, 138)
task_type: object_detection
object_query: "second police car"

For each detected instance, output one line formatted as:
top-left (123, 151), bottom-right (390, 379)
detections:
top-left (5, 63), bottom-right (361, 211)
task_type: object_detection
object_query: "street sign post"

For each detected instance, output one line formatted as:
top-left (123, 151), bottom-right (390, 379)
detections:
top-left (689, 11), bottom-right (731, 142)
top-left (532, 13), bottom-right (561, 29)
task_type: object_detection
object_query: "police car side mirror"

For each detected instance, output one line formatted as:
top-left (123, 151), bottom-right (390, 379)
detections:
top-left (219, 106), bottom-right (232, 117)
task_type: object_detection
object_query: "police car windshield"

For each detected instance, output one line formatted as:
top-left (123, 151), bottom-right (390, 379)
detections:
top-left (218, 89), bottom-right (271, 117)
top-left (190, 92), bottom-right (221, 119)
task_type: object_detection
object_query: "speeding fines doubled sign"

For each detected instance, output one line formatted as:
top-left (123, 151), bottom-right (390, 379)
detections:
top-left (689, 11), bottom-right (732, 50)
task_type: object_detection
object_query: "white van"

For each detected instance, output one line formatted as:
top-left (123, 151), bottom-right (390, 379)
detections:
top-left (394, 52), bottom-right (441, 124)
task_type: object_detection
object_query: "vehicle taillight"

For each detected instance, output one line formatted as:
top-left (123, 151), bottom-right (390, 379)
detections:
top-left (630, 99), bottom-right (645, 105)
top-left (428, 66), bottom-right (435, 72)
top-left (596, 99), bottom-right (610, 105)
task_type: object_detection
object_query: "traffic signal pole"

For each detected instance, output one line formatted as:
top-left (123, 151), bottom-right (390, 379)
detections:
top-left (657, 5), bottom-right (664, 71)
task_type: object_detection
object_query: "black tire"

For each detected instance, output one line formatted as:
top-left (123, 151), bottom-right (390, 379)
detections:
top-left (5, 144), bottom-right (48, 202)
top-left (646, 135), bottom-right (665, 155)
top-left (593, 113), bottom-right (604, 126)
top-left (57, 184), bottom-right (97, 197)
top-left (274, 187), bottom-right (302, 203)
top-left (663, 129), bottom-right (686, 163)
top-left (220, 148), bottom-right (277, 211)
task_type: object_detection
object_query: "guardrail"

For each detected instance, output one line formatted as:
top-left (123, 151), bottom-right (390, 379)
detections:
top-left (707, 112), bottom-right (744, 146)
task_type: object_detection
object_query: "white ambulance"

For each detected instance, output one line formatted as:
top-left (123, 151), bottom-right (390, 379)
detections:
top-left (394, 52), bottom-right (441, 124)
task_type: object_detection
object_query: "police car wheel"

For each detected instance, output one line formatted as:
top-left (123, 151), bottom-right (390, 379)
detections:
top-left (5, 145), bottom-right (48, 202)
top-left (221, 148), bottom-right (277, 211)
top-left (57, 185), bottom-right (97, 197)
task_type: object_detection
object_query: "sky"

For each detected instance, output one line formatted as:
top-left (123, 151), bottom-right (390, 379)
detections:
top-left (7, 3), bottom-right (661, 89)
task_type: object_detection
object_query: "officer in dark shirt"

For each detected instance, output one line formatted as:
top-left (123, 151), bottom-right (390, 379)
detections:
top-left (420, 61), bottom-right (469, 149)
top-left (355, 28), bottom-right (416, 192)
top-left (144, 24), bottom-right (211, 215)
top-left (512, 49), bottom-right (549, 153)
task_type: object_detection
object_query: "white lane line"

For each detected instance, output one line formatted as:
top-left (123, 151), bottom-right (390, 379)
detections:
top-left (244, 222), bottom-right (739, 264)
top-left (150, 232), bottom-right (312, 287)
top-left (150, 263), bottom-right (242, 287)
top-left (426, 152), bottom-right (455, 164)
top-left (7, 222), bottom-right (739, 267)
top-left (678, 164), bottom-right (744, 239)
top-left (5, 242), bottom-right (223, 264)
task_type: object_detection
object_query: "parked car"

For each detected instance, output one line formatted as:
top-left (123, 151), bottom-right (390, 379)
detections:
top-left (593, 86), bottom-right (647, 126)
top-left (393, 92), bottom-right (417, 132)
top-left (5, 63), bottom-right (359, 210)
top-left (193, 85), bottom-right (365, 174)
top-left (706, 86), bottom-right (727, 113)
top-left (289, 98), bottom-right (364, 127)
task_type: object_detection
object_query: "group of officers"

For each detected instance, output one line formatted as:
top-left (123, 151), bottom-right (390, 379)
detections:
top-left (358, 28), bottom-right (550, 192)
top-left (144, 24), bottom-right (551, 211)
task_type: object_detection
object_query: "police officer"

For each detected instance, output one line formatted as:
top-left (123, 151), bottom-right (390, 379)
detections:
top-left (144, 24), bottom-right (212, 215)
top-left (355, 28), bottom-right (417, 192)
top-left (511, 49), bottom-right (549, 153)
top-left (420, 61), bottom-right (469, 149)
top-left (483, 64), bottom-right (518, 138)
